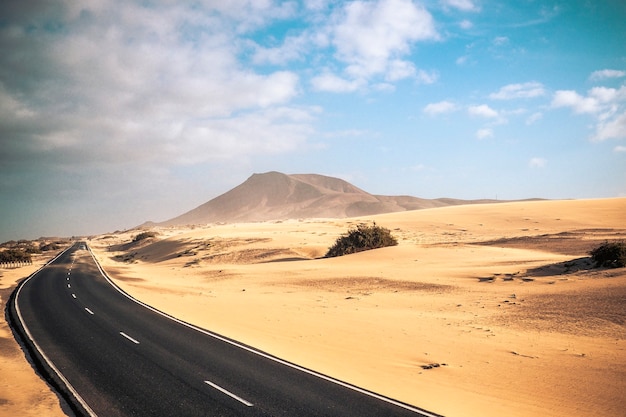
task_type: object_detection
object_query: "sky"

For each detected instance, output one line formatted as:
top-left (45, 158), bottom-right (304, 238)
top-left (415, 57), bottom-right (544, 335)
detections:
top-left (1, 0), bottom-right (625, 242)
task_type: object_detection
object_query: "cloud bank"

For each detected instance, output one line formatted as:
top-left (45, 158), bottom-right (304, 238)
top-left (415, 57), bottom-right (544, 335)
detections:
top-left (0, 2), bottom-right (310, 172)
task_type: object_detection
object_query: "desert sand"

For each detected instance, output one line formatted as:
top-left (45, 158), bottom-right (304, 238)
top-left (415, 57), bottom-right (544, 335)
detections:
top-left (0, 255), bottom-right (69, 417)
top-left (3, 198), bottom-right (626, 416)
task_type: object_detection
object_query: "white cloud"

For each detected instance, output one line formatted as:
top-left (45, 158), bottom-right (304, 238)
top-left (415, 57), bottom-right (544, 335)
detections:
top-left (552, 86), bottom-right (626, 141)
top-left (493, 36), bottom-right (509, 46)
top-left (0, 83), bottom-right (35, 119)
top-left (551, 90), bottom-right (601, 114)
top-left (423, 100), bottom-right (458, 116)
top-left (614, 145), bottom-right (626, 153)
top-left (173, 107), bottom-right (314, 164)
top-left (593, 110), bottom-right (626, 141)
top-left (220, 0), bottom-right (300, 32)
top-left (552, 86), bottom-right (626, 115)
top-left (459, 19), bottom-right (473, 29)
top-left (529, 157), bottom-right (547, 168)
top-left (441, 0), bottom-right (479, 12)
top-left (264, 0), bottom-right (439, 92)
top-left (489, 82), bottom-right (545, 100)
top-left (589, 85), bottom-right (626, 103)
top-left (304, 0), bottom-right (332, 12)
top-left (476, 128), bottom-right (493, 139)
top-left (455, 55), bottom-right (469, 65)
top-left (415, 69), bottom-right (439, 84)
top-left (331, 0), bottom-right (438, 80)
top-left (373, 82), bottom-right (396, 92)
top-left (386, 59), bottom-right (417, 81)
top-left (468, 104), bottom-right (499, 118)
top-left (526, 112), bottom-right (543, 125)
top-left (321, 129), bottom-right (370, 138)
top-left (310, 72), bottom-right (363, 93)
top-left (589, 69), bottom-right (626, 81)
top-left (251, 34), bottom-right (309, 65)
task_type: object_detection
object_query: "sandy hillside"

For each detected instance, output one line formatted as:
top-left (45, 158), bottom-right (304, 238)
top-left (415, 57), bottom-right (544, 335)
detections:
top-left (84, 198), bottom-right (626, 417)
top-left (159, 171), bottom-right (501, 226)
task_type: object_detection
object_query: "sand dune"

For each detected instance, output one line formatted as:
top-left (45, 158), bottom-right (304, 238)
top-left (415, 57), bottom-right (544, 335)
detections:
top-left (85, 197), bottom-right (626, 417)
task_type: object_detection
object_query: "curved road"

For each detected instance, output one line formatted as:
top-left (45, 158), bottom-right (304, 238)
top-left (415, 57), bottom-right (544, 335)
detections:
top-left (9, 242), bottom-right (441, 417)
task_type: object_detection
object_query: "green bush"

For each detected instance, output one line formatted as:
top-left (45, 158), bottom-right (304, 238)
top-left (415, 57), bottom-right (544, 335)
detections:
top-left (133, 231), bottom-right (157, 242)
top-left (325, 222), bottom-right (398, 258)
top-left (589, 241), bottom-right (626, 268)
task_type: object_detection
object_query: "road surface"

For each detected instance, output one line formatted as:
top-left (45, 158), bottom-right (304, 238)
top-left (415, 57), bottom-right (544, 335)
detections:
top-left (9, 242), bottom-right (442, 417)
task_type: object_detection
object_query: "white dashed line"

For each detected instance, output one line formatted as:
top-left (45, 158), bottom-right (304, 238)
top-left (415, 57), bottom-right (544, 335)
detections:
top-left (71, 294), bottom-right (77, 299)
top-left (85, 308), bottom-right (94, 315)
top-left (204, 380), bottom-right (254, 407)
top-left (119, 332), bottom-right (140, 344)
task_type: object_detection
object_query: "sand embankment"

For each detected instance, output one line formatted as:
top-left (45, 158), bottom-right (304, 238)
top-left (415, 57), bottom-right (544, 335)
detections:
top-left (87, 198), bottom-right (626, 417)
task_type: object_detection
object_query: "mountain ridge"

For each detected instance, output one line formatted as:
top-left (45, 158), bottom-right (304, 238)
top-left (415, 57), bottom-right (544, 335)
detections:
top-left (155, 171), bottom-right (524, 226)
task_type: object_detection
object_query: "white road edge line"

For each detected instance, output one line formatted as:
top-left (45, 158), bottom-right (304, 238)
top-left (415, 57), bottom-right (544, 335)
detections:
top-left (204, 380), bottom-right (253, 407)
top-left (119, 332), bottom-right (140, 344)
top-left (14, 245), bottom-right (98, 417)
top-left (87, 244), bottom-right (439, 417)
top-left (85, 308), bottom-right (94, 315)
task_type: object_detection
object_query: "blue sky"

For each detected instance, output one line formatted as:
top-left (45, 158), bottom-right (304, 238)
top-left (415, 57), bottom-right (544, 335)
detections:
top-left (1, 0), bottom-right (625, 241)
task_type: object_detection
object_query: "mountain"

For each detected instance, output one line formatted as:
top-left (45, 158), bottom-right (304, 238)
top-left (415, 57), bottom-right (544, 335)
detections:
top-left (158, 171), bottom-right (501, 226)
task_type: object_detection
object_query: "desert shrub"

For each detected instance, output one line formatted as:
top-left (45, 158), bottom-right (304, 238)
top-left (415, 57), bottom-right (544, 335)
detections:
top-left (40, 242), bottom-right (60, 251)
top-left (133, 231), bottom-right (157, 242)
top-left (325, 222), bottom-right (398, 258)
top-left (0, 249), bottom-right (32, 263)
top-left (589, 241), bottom-right (626, 268)
top-left (23, 244), bottom-right (41, 254)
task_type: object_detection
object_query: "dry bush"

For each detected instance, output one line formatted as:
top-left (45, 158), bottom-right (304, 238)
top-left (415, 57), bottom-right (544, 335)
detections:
top-left (325, 223), bottom-right (398, 258)
top-left (590, 241), bottom-right (626, 268)
top-left (132, 231), bottom-right (157, 242)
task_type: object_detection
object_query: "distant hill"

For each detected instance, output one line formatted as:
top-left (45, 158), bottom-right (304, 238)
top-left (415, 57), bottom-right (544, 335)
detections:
top-left (156, 171), bottom-right (514, 227)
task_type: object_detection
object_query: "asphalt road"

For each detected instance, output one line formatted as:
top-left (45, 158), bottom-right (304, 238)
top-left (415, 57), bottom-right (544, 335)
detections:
top-left (10, 242), bottom-right (442, 417)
